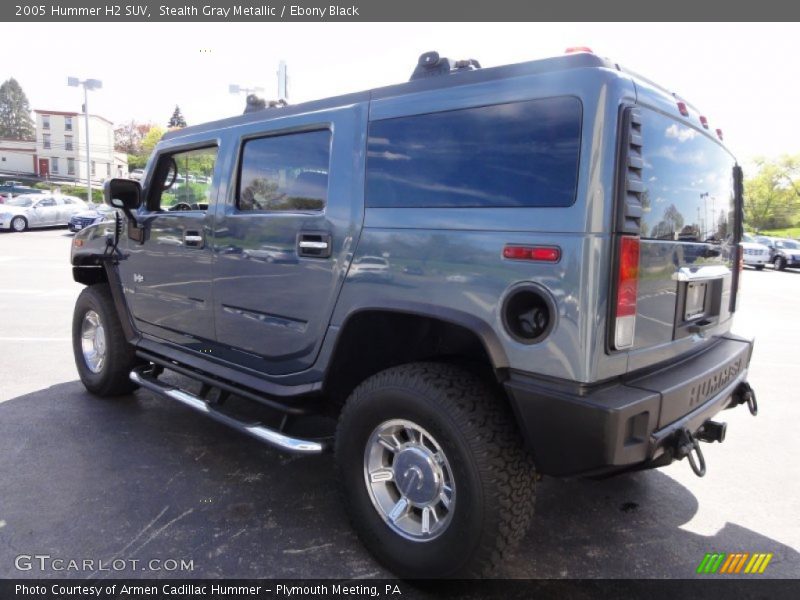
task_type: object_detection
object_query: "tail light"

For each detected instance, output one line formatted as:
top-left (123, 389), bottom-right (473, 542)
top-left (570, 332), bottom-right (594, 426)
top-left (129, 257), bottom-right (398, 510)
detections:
top-left (614, 236), bottom-right (640, 349)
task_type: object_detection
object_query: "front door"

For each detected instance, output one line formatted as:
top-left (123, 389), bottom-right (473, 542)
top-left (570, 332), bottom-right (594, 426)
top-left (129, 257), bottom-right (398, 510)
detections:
top-left (38, 159), bottom-right (49, 179)
top-left (31, 196), bottom-right (58, 225)
top-left (212, 104), bottom-right (367, 374)
top-left (117, 144), bottom-right (220, 349)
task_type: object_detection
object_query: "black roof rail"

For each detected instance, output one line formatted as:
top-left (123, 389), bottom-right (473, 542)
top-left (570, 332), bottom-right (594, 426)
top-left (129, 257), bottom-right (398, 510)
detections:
top-left (410, 51), bottom-right (481, 81)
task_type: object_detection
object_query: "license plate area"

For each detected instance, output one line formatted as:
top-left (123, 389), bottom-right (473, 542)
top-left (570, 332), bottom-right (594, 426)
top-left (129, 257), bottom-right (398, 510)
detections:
top-left (684, 282), bottom-right (707, 320)
top-left (673, 278), bottom-right (724, 340)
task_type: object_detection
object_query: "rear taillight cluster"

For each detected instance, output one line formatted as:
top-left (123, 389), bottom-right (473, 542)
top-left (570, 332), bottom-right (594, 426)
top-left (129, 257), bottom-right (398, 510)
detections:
top-left (614, 236), bottom-right (640, 349)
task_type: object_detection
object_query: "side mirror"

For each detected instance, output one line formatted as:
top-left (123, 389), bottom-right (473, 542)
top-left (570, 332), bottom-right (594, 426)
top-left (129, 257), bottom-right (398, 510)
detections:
top-left (104, 178), bottom-right (141, 210)
top-left (104, 178), bottom-right (141, 226)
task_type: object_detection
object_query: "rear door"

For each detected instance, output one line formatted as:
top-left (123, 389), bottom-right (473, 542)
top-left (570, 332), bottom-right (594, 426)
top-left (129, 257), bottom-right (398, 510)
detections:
top-left (211, 103), bottom-right (367, 374)
top-left (612, 106), bottom-right (740, 371)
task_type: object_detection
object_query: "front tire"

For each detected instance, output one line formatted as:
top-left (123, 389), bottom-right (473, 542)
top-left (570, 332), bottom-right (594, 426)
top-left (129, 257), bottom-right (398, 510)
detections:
top-left (755, 264), bottom-right (765, 271)
top-left (72, 284), bottom-right (141, 396)
top-left (775, 256), bottom-right (786, 271)
top-left (10, 216), bottom-right (27, 232)
top-left (335, 362), bottom-right (536, 578)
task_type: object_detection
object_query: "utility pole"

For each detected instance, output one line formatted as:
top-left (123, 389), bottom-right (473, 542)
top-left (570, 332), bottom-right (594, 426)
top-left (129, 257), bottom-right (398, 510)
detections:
top-left (67, 77), bottom-right (102, 204)
top-left (277, 60), bottom-right (288, 102)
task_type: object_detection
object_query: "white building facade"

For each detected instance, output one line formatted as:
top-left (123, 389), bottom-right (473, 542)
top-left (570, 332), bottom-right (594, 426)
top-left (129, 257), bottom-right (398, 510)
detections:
top-left (32, 110), bottom-right (127, 183)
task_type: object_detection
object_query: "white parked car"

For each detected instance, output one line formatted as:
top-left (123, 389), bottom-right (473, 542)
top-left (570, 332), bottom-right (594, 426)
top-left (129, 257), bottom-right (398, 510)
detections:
top-left (741, 233), bottom-right (771, 270)
top-left (0, 194), bottom-right (88, 232)
top-left (129, 169), bottom-right (145, 181)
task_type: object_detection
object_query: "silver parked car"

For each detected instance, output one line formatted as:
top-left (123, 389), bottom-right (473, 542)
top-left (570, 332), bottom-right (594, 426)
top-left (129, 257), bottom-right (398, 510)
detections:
top-left (0, 194), bottom-right (88, 232)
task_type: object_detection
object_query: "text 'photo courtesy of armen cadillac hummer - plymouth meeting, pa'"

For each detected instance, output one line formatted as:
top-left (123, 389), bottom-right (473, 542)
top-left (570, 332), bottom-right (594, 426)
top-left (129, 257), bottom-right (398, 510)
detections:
top-left (68, 48), bottom-right (758, 578)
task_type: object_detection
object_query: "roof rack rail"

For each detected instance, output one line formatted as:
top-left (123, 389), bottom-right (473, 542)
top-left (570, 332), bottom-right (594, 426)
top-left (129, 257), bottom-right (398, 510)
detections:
top-left (410, 51), bottom-right (481, 81)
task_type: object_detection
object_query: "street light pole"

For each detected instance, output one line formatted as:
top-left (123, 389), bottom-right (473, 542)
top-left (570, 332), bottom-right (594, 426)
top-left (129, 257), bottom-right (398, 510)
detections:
top-left (67, 77), bottom-right (102, 204)
top-left (82, 85), bottom-right (90, 203)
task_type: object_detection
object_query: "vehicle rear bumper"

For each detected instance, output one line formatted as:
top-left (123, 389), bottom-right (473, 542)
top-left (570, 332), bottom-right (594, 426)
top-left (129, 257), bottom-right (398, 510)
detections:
top-left (504, 334), bottom-right (755, 477)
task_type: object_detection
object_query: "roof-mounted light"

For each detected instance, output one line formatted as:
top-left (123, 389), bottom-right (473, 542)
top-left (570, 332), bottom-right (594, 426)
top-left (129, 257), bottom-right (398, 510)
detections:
top-left (677, 101), bottom-right (689, 117)
top-left (564, 46), bottom-right (593, 54)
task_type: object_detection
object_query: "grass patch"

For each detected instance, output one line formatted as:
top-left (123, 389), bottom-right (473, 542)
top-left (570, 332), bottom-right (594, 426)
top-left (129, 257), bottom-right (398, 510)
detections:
top-left (757, 227), bottom-right (800, 239)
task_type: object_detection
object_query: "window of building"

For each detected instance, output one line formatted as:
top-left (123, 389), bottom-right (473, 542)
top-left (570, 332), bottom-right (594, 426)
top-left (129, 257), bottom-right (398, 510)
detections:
top-left (65, 117), bottom-right (73, 131)
top-left (237, 130), bottom-right (331, 212)
top-left (51, 157), bottom-right (59, 174)
top-left (366, 97), bottom-right (582, 209)
top-left (67, 158), bottom-right (75, 175)
top-left (91, 161), bottom-right (96, 176)
top-left (148, 146), bottom-right (218, 212)
top-left (42, 115), bottom-right (50, 130)
top-left (43, 134), bottom-right (51, 149)
top-left (64, 136), bottom-right (73, 151)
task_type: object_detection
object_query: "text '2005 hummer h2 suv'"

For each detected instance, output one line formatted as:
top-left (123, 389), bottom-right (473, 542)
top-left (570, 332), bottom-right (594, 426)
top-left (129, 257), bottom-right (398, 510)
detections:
top-left (70, 49), bottom-right (758, 578)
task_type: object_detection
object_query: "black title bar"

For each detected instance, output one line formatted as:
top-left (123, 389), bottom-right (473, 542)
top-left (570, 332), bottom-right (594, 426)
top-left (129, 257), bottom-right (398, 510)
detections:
top-left (3, 0), bottom-right (800, 21)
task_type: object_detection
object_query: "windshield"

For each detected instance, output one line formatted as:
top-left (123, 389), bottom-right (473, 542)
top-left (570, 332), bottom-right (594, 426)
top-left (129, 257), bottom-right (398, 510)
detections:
top-left (7, 197), bottom-right (33, 207)
top-left (638, 110), bottom-right (736, 243)
top-left (777, 240), bottom-right (799, 250)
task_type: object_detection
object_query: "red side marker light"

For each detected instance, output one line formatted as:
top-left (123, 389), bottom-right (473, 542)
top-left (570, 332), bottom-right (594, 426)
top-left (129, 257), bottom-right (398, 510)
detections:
top-left (699, 116), bottom-right (709, 129)
top-left (503, 245), bottom-right (561, 262)
top-left (716, 128), bottom-right (724, 140)
top-left (677, 102), bottom-right (689, 117)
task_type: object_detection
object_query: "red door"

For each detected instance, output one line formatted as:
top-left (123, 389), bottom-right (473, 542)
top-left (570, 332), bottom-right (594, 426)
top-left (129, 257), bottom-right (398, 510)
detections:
top-left (38, 158), bottom-right (49, 178)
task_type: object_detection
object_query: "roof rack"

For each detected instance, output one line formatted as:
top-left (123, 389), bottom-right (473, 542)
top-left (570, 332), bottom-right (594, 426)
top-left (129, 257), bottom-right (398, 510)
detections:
top-left (410, 51), bottom-right (481, 81)
top-left (243, 95), bottom-right (288, 115)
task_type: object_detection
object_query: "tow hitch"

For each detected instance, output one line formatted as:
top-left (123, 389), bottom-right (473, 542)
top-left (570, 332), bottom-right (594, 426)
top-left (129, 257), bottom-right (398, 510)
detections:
top-left (674, 419), bottom-right (730, 477)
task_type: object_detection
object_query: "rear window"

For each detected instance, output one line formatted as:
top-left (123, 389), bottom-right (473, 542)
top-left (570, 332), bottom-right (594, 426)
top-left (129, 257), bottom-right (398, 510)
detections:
top-left (365, 97), bottom-right (582, 209)
top-left (639, 110), bottom-right (736, 243)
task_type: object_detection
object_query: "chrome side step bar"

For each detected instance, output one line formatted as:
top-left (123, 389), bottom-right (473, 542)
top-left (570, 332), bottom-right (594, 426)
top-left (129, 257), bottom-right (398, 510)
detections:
top-left (129, 368), bottom-right (327, 455)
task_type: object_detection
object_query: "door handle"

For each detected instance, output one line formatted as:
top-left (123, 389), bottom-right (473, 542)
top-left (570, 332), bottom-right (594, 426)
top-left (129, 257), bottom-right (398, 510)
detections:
top-left (183, 230), bottom-right (204, 248)
top-left (297, 232), bottom-right (331, 258)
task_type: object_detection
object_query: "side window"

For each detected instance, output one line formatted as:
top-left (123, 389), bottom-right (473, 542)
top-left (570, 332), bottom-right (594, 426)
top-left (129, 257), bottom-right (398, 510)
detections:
top-left (37, 198), bottom-right (56, 207)
top-left (366, 97), bottom-right (582, 208)
top-left (149, 146), bottom-right (218, 212)
top-left (237, 130), bottom-right (330, 212)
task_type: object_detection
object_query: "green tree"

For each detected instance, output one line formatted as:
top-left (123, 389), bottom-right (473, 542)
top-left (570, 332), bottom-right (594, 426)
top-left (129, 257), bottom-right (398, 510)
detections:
top-left (744, 158), bottom-right (795, 231)
top-left (0, 78), bottom-right (34, 140)
top-left (168, 105), bottom-right (187, 128)
top-left (141, 125), bottom-right (166, 156)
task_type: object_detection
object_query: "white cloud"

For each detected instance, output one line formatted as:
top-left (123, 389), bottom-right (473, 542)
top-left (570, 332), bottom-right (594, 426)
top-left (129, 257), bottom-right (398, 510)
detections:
top-left (665, 123), bottom-right (698, 142)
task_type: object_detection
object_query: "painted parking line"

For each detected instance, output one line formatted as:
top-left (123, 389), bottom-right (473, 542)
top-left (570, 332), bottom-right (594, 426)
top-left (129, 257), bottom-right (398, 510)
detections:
top-left (0, 337), bottom-right (70, 342)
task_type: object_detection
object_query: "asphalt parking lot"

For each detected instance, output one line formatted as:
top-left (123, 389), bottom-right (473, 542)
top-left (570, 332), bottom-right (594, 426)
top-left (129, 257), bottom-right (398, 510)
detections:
top-left (0, 227), bottom-right (798, 579)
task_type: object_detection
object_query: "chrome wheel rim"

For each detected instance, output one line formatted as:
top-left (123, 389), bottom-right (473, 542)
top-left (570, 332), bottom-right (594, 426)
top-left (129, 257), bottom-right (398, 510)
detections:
top-left (81, 310), bottom-right (107, 373)
top-left (11, 218), bottom-right (25, 232)
top-left (364, 419), bottom-right (455, 541)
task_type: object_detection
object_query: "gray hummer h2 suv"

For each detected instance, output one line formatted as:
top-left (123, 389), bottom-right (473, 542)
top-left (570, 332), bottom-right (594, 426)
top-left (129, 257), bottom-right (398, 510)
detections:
top-left (70, 50), bottom-right (758, 577)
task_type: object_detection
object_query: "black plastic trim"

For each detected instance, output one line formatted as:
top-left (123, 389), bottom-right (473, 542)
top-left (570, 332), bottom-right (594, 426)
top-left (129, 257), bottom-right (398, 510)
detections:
top-left (505, 334), bottom-right (754, 476)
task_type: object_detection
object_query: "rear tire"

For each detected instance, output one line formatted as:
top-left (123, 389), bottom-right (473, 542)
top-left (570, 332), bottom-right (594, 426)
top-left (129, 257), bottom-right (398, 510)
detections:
top-left (335, 362), bottom-right (536, 578)
top-left (72, 284), bottom-right (141, 396)
top-left (775, 256), bottom-right (786, 271)
top-left (755, 264), bottom-right (765, 271)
